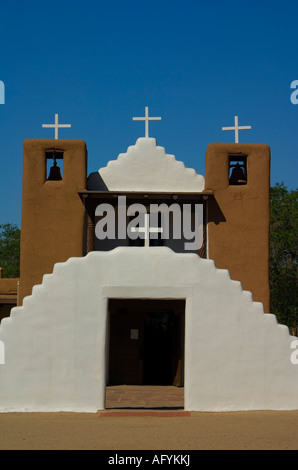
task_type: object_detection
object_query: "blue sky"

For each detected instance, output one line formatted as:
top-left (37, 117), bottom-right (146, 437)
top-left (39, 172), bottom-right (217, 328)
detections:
top-left (0, 0), bottom-right (297, 227)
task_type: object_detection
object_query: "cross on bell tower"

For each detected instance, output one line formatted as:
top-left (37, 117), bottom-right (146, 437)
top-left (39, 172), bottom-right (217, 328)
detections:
top-left (222, 116), bottom-right (252, 143)
top-left (42, 114), bottom-right (72, 140)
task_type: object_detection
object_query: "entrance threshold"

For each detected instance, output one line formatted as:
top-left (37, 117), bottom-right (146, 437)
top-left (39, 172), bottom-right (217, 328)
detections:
top-left (98, 410), bottom-right (191, 417)
top-left (105, 385), bottom-right (185, 413)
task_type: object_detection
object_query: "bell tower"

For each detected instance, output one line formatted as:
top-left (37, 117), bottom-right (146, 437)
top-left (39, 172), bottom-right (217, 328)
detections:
top-left (19, 139), bottom-right (87, 304)
top-left (205, 143), bottom-right (271, 312)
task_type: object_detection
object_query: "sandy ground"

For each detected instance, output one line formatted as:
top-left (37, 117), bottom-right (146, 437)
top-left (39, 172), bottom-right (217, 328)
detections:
top-left (0, 411), bottom-right (297, 450)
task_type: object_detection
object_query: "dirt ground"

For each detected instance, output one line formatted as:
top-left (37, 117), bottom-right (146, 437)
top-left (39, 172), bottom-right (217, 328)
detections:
top-left (0, 411), bottom-right (297, 450)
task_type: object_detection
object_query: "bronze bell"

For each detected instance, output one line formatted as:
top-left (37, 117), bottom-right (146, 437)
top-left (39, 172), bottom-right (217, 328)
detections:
top-left (48, 159), bottom-right (62, 181)
top-left (229, 163), bottom-right (247, 185)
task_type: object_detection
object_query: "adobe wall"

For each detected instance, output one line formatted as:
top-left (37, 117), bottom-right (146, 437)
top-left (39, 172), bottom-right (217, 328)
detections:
top-left (0, 248), bottom-right (296, 412)
top-left (205, 143), bottom-right (271, 312)
top-left (0, 279), bottom-right (18, 322)
top-left (0, 279), bottom-right (18, 295)
top-left (19, 139), bottom-right (87, 304)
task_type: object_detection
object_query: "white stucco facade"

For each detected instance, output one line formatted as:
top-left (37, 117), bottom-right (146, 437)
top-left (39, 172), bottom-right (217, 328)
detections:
top-left (87, 138), bottom-right (205, 192)
top-left (0, 248), bottom-right (297, 413)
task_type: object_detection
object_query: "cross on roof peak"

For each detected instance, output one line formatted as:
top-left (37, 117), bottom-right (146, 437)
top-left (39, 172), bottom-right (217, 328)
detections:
top-left (222, 116), bottom-right (252, 143)
top-left (42, 114), bottom-right (71, 140)
top-left (133, 107), bottom-right (162, 138)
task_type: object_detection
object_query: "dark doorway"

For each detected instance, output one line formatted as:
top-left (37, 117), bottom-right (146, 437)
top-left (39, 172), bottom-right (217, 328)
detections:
top-left (108, 299), bottom-right (185, 387)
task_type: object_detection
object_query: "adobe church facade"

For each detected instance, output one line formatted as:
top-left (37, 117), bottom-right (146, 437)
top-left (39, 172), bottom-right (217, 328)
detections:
top-left (0, 120), bottom-right (297, 412)
top-left (18, 138), bottom-right (271, 311)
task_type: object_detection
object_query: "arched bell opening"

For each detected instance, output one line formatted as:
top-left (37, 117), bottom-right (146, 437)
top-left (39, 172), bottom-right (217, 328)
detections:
top-left (229, 155), bottom-right (248, 186)
top-left (46, 149), bottom-right (64, 181)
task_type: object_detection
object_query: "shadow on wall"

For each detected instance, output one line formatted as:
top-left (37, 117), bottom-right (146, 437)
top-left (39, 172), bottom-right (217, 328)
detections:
top-left (208, 197), bottom-right (226, 225)
top-left (0, 305), bottom-right (15, 323)
top-left (87, 173), bottom-right (109, 191)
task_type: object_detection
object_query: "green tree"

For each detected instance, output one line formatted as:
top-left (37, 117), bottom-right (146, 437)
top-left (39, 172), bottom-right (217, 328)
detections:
top-left (0, 223), bottom-right (21, 278)
top-left (270, 183), bottom-right (298, 330)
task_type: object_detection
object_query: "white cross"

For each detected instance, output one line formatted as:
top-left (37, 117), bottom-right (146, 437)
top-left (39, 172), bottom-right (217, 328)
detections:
top-left (42, 114), bottom-right (71, 140)
top-left (222, 116), bottom-right (251, 143)
top-left (131, 213), bottom-right (163, 247)
top-left (133, 107), bottom-right (162, 138)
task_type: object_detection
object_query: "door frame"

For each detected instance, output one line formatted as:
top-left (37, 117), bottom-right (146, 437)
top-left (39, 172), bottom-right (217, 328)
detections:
top-left (107, 298), bottom-right (186, 387)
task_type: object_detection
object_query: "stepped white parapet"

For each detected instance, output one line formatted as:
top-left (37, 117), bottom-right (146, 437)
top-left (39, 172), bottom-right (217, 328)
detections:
top-left (87, 138), bottom-right (205, 192)
top-left (0, 247), bottom-right (297, 413)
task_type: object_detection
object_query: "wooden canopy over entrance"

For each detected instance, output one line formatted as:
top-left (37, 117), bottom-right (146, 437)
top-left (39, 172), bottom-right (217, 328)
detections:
top-left (78, 190), bottom-right (213, 256)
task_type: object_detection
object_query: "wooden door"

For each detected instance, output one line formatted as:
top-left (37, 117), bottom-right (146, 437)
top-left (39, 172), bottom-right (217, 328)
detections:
top-left (109, 308), bottom-right (144, 385)
top-left (172, 310), bottom-right (185, 387)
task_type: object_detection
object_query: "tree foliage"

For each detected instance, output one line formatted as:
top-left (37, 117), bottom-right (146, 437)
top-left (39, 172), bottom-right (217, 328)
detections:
top-left (0, 224), bottom-right (21, 278)
top-left (270, 183), bottom-right (298, 329)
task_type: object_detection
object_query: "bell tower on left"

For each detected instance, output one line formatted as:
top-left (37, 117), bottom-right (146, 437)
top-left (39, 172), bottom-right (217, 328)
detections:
top-left (19, 139), bottom-right (88, 305)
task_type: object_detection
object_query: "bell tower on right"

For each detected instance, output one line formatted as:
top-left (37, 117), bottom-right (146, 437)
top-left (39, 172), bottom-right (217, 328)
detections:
top-left (205, 143), bottom-right (271, 313)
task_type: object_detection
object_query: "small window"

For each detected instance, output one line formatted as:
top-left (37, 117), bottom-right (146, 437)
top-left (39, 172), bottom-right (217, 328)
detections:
top-left (229, 155), bottom-right (247, 185)
top-left (46, 150), bottom-right (64, 181)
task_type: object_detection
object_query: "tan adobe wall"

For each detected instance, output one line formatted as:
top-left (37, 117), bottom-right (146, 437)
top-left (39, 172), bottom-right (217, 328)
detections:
top-left (0, 278), bottom-right (19, 295)
top-left (19, 139), bottom-right (87, 304)
top-left (205, 143), bottom-right (271, 312)
top-left (0, 277), bottom-right (18, 321)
